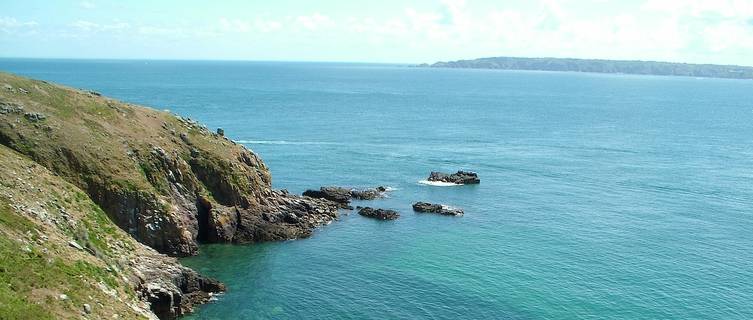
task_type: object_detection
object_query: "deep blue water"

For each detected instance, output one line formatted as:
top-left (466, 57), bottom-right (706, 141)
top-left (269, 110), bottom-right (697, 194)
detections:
top-left (2, 59), bottom-right (753, 319)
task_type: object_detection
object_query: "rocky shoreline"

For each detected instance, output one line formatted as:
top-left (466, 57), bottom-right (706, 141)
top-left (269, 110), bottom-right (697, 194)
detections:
top-left (0, 73), bottom-right (342, 319)
top-left (0, 72), bottom-right (480, 319)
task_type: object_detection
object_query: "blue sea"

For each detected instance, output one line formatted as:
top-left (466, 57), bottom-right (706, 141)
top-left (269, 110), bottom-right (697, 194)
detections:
top-left (2, 59), bottom-right (752, 319)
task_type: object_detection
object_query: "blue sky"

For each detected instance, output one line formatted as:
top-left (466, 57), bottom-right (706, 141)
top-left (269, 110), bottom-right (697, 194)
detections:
top-left (2, 0), bottom-right (753, 65)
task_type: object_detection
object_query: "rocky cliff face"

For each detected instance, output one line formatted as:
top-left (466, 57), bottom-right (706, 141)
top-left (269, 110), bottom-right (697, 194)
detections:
top-left (0, 72), bottom-right (339, 257)
top-left (0, 144), bottom-right (223, 319)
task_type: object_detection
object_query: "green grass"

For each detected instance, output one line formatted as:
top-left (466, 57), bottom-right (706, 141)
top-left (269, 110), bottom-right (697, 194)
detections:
top-left (0, 200), bottom-right (123, 319)
top-left (0, 200), bottom-right (36, 235)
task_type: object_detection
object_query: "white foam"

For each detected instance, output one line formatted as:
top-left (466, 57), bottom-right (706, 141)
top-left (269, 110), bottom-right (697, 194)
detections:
top-left (417, 180), bottom-right (461, 187)
top-left (235, 140), bottom-right (339, 146)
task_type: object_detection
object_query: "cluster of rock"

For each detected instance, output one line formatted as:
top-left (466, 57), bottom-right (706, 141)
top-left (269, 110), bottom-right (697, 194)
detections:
top-left (132, 253), bottom-right (225, 319)
top-left (357, 207), bottom-right (400, 220)
top-left (301, 171), bottom-right (480, 221)
top-left (23, 112), bottom-right (47, 122)
top-left (0, 101), bottom-right (24, 114)
top-left (3, 83), bottom-right (30, 94)
top-left (428, 170), bottom-right (480, 184)
top-left (412, 202), bottom-right (464, 216)
top-left (302, 186), bottom-right (388, 209)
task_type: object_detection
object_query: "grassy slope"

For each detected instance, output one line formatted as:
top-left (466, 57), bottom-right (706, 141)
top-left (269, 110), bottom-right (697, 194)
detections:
top-left (0, 71), bottom-right (274, 256)
top-left (0, 144), bottom-right (154, 319)
top-left (0, 71), bottom-right (269, 200)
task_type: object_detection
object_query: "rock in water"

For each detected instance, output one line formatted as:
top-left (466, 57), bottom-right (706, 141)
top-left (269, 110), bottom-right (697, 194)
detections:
top-left (302, 186), bottom-right (390, 208)
top-left (357, 207), bottom-right (400, 220)
top-left (350, 186), bottom-right (388, 200)
top-left (302, 186), bottom-right (353, 208)
top-left (427, 171), bottom-right (480, 184)
top-left (412, 202), bottom-right (464, 216)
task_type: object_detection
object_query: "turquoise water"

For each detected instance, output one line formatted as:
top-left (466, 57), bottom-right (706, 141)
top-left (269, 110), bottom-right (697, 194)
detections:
top-left (2, 60), bottom-right (753, 319)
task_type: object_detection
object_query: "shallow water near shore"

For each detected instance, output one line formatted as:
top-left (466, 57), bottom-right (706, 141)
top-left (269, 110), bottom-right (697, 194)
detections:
top-left (2, 59), bottom-right (753, 319)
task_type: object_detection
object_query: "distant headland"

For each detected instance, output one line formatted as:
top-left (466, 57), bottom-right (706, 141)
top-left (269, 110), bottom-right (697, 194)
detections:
top-left (421, 56), bottom-right (753, 80)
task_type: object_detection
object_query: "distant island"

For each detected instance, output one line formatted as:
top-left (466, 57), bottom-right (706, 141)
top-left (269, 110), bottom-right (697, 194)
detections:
top-left (422, 56), bottom-right (753, 80)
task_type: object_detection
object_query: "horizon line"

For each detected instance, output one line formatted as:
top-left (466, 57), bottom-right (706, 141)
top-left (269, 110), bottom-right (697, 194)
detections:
top-left (2, 55), bottom-right (752, 69)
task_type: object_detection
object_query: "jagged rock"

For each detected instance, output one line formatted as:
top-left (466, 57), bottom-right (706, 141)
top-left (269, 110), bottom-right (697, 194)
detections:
top-left (428, 171), bottom-right (480, 184)
top-left (131, 253), bottom-right (225, 319)
top-left (412, 202), bottom-right (464, 216)
top-left (83, 303), bottom-right (92, 314)
top-left (18, 88), bottom-right (29, 94)
top-left (23, 112), bottom-right (46, 122)
top-left (302, 186), bottom-right (389, 208)
top-left (0, 101), bottom-right (24, 114)
top-left (351, 186), bottom-right (388, 200)
top-left (358, 207), bottom-right (399, 220)
top-left (302, 187), bottom-right (352, 208)
top-left (216, 128), bottom-right (224, 136)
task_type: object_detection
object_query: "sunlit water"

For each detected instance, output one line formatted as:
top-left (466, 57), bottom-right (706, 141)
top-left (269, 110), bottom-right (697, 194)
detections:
top-left (2, 59), bottom-right (752, 319)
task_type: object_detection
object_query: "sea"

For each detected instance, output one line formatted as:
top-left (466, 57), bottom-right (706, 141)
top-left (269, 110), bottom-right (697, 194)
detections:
top-left (1, 59), bottom-right (752, 320)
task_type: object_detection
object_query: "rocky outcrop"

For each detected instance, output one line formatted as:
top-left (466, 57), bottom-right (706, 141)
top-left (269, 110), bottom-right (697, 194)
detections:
top-left (357, 207), bottom-right (400, 220)
top-left (412, 202), bottom-right (464, 216)
top-left (428, 171), bottom-right (480, 184)
top-left (351, 186), bottom-right (388, 200)
top-left (302, 187), bottom-right (353, 208)
top-left (0, 144), bottom-right (223, 320)
top-left (132, 254), bottom-right (225, 319)
top-left (302, 186), bottom-right (389, 209)
top-left (0, 72), bottom-right (338, 259)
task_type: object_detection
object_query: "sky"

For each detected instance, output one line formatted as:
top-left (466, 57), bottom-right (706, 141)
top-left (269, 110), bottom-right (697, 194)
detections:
top-left (2, 0), bottom-right (753, 65)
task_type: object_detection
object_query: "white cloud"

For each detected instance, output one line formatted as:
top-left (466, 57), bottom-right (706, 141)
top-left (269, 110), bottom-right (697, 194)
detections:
top-left (218, 17), bottom-right (282, 33)
top-left (70, 20), bottom-right (130, 32)
top-left (255, 19), bottom-right (282, 33)
top-left (0, 17), bottom-right (38, 28)
top-left (79, 1), bottom-right (96, 9)
top-left (0, 17), bottom-right (39, 35)
top-left (29, 0), bottom-right (753, 64)
top-left (296, 13), bottom-right (334, 30)
top-left (220, 18), bottom-right (252, 33)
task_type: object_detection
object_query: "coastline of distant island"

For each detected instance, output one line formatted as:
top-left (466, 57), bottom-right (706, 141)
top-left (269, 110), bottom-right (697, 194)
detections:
top-left (420, 56), bottom-right (753, 80)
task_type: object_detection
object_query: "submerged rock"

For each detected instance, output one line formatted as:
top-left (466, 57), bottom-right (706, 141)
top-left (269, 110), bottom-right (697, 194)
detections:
top-left (357, 207), bottom-right (399, 220)
top-left (412, 202), bottom-right (464, 216)
top-left (427, 171), bottom-right (480, 184)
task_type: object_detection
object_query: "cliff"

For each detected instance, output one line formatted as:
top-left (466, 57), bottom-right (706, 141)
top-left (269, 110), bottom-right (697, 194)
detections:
top-left (0, 144), bottom-right (223, 319)
top-left (0, 72), bottom-right (340, 318)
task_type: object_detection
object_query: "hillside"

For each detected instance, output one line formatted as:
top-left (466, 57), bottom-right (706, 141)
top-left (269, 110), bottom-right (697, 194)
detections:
top-left (0, 71), bottom-right (341, 318)
top-left (426, 56), bottom-right (753, 79)
top-left (0, 144), bottom-right (223, 319)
